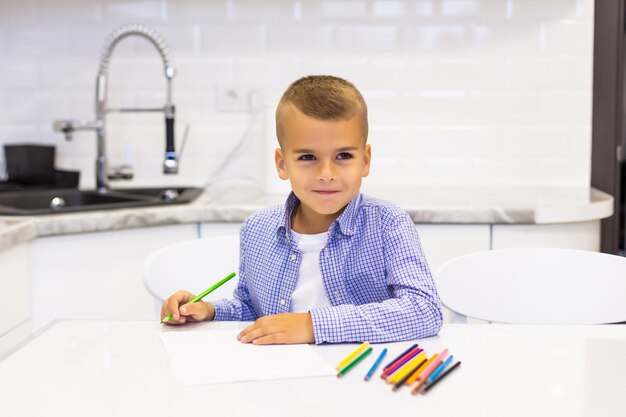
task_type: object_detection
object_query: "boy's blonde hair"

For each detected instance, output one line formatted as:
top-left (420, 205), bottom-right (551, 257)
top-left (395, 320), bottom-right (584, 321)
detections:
top-left (276, 75), bottom-right (368, 146)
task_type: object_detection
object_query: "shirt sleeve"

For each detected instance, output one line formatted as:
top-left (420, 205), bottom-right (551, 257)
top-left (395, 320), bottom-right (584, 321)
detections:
top-left (309, 213), bottom-right (443, 344)
top-left (211, 219), bottom-right (259, 322)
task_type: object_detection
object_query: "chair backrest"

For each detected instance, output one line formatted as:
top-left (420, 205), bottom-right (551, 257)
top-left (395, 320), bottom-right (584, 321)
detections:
top-left (435, 248), bottom-right (626, 324)
top-left (143, 235), bottom-right (240, 316)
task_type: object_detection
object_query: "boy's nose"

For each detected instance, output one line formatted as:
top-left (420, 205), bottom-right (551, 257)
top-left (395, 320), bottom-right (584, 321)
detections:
top-left (317, 160), bottom-right (336, 181)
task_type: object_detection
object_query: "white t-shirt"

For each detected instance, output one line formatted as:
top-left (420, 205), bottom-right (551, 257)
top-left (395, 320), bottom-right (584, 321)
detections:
top-left (289, 230), bottom-right (332, 313)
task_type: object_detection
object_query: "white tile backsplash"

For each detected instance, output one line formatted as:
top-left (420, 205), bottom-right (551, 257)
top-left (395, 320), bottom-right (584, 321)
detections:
top-left (336, 25), bottom-right (399, 51)
top-left (315, 1), bottom-right (369, 19)
top-left (229, 0), bottom-right (296, 22)
top-left (103, 1), bottom-right (165, 24)
top-left (0, 0), bottom-right (595, 191)
top-left (0, 62), bottom-right (39, 90)
top-left (372, 1), bottom-right (406, 18)
top-left (200, 24), bottom-right (265, 52)
top-left (266, 24), bottom-right (334, 52)
top-left (38, 1), bottom-right (103, 24)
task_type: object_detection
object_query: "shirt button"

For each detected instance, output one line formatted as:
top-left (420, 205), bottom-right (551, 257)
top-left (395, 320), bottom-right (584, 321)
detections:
top-left (280, 299), bottom-right (286, 306)
top-left (291, 253), bottom-right (297, 261)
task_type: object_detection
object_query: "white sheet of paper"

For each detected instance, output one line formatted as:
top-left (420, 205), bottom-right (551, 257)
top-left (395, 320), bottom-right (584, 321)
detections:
top-left (160, 329), bottom-right (336, 385)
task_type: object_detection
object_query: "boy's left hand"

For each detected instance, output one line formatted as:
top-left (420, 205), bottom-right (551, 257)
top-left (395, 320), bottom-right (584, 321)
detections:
top-left (237, 313), bottom-right (314, 345)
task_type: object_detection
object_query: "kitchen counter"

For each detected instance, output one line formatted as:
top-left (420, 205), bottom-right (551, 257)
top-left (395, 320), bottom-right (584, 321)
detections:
top-left (0, 184), bottom-right (613, 252)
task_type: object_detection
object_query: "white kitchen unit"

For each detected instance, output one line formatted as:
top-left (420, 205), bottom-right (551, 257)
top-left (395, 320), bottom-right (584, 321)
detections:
top-left (416, 224), bottom-right (491, 272)
top-left (199, 222), bottom-right (242, 238)
top-left (200, 222), bottom-right (491, 274)
top-left (29, 224), bottom-right (197, 331)
top-left (0, 184), bottom-right (611, 334)
top-left (492, 221), bottom-right (600, 251)
top-left (0, 242), bottom-right (31, 357)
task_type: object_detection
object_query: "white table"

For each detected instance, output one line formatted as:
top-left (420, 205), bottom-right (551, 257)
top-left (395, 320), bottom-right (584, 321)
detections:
top-left (0, 321), bottom-right (624, 417)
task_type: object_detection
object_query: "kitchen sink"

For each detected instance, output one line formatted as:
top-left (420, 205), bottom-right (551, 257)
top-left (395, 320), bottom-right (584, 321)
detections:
top-left (0, 187), bottom-right (203, 215)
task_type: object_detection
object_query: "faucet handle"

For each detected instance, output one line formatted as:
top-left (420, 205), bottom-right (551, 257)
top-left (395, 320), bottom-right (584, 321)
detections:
top-left (52, 120), bottom-right (75, 140)
top-left (52, 119), bottom-right (101, 141)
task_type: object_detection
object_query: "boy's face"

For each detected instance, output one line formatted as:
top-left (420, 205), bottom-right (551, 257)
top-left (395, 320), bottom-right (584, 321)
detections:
top-left (275, 104), bottom-right (371, 229)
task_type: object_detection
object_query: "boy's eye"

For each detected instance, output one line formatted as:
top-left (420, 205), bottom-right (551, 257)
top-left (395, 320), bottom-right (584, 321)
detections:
top-left (298, 154), bottom-right (316, 161)
top-left (337, 152), bottom-right (353, 160)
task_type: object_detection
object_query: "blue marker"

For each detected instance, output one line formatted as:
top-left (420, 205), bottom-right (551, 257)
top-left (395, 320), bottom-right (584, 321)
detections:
top-left (427, 355), bottom-right (454, 384)
top-left (364, 348), bottom-right (388, 381)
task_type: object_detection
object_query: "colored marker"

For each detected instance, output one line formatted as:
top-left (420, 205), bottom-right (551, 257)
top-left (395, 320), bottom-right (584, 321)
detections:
top-left (387, 352), bottom-right (426, 385)
top-left (411, 349), bottom-right (449, 394)
top-left (382, 344), bottom-right (418, 372)
top-left (423, 361), bottom-right (462, 393)
top-left (392, 357), bottom-right (427, 391)
top-left (160, 272), bottom-right (236, 323)
top-left (337, 346), bottom-right (373, 378)
top-left (336, 342), bottom-right (369, 370)
top-left (406, 353), bottom-right (439, 385)
top-left (364, 348), bottom-right (387, 381)
top-left (381, 346), bottom-right (423, 379)
top-left (428, 355), bottom-right (454, 384)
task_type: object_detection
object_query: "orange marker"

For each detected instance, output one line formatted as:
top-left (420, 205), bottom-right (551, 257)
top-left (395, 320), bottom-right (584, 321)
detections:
top-left (410, 349), bottom-right (449, 394)
top-left (406, 353), bottom-right (438, 385)
top-left (386, 352), bottom-right (426, 385)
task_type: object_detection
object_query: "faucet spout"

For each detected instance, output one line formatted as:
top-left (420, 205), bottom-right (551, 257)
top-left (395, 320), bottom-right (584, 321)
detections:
top-left (53, 24), bottom-right (178, 191)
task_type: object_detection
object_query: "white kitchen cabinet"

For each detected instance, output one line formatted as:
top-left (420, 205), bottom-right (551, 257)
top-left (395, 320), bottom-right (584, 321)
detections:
top-left (414, 224), bottom-right (492, 324)
top-left (199, 222), bottom-right (242, 238)
top-left (23, 218), bottom-right (601, 332)
top-left (30, 224), bottom-right (197, 331)
top-left (492, 221), bottom-right (600, 251)
top-left (199, 222), bottom-right (491, 274)
top-left (416, 224), bottom-right (491, 273)
top-left (0, 242), bottom-right (31, 357)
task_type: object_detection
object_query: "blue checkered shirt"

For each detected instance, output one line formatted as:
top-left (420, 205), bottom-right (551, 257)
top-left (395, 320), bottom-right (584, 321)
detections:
top-left (212, 192), bottom-right (443, 344)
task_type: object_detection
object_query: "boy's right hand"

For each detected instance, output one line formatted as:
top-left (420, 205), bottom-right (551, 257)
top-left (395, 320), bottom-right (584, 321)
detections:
top-left (161, 290), bottom-right (215, 325)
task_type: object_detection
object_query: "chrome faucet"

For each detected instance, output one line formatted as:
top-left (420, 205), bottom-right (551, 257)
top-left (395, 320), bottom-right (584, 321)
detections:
top-left (53, 24), bottom-right (178, 192)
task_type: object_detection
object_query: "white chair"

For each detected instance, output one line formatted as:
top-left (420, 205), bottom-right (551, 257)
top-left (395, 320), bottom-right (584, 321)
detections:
top-left (143, 235), bottom-right (240, 318)
top-left (435, 248), bottom-right (626, 324)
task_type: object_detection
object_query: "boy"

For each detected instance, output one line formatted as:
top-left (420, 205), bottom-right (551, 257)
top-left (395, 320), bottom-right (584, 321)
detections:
top-left (162, 75), bottom-right (442, 344)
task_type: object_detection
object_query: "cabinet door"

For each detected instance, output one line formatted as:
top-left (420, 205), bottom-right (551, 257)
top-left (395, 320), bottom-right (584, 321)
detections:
top-left (492, 221), bottom-right (600, 251)
top-left (30, 224), bottom-right (197, 331)
top-left (199, 222), bottom-right (242, 238)
top-left (415, 224), bottom-right (491, 324)
top-left (415, 224), bottom-right (491, 273)
top-left (0, 242), bottom-right (31, 356)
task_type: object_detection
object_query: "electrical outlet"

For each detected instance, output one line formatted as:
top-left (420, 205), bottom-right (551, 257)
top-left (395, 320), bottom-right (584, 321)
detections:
top-left (216, 86), bottom-right (251, 112)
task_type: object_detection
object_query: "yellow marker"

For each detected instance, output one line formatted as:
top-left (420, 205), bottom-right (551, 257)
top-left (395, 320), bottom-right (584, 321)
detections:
top-left (335, 342), bottom-right (369, 370)
top-left (406, 353), bottom-right (439, 385)
top-left (386, 352), bottom-right (426, 385)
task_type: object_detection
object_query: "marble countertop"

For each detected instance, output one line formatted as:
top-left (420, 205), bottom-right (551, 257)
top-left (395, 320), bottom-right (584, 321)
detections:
top-left (0, 184), bottom-right (613, 252)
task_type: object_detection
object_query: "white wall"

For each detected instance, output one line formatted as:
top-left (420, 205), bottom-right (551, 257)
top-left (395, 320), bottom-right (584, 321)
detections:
top-left (0, 0), bottom-right (594, 192)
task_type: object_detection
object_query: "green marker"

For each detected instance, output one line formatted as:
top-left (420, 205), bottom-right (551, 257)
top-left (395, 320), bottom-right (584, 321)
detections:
top-left (160, 272), bottom-right (236, 324)
top-left (337, 346), bottom-right (373, 378)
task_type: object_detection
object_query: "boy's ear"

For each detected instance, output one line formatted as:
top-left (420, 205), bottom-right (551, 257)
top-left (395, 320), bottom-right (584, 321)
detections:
top-left (362, 144), bottom-right (372, 178)
top-left (275, 148), bottom-right (289, 180)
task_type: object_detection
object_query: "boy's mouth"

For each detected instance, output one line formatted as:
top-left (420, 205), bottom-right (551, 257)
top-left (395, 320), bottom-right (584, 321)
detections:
top-left (313, 190), bottom-right (339, 195)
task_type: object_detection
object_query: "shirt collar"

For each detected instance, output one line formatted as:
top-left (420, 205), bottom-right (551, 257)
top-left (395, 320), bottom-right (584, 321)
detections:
top-left (277, 192), bottom-right (362, 240)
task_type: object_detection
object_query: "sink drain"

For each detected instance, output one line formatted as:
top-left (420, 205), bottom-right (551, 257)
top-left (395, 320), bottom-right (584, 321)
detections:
top-left (159, 189), bottom-right (179, 202)
top-left (50, 197), bottom-right (66, 210)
